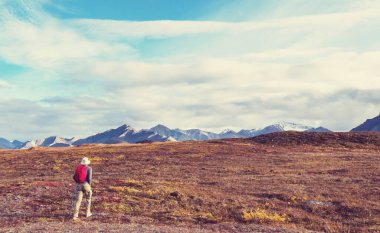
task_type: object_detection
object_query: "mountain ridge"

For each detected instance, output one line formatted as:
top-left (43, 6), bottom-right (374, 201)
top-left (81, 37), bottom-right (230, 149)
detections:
top-left (6, 114), bottom-right (380, 149)
top-left (72, 124), bottom-right (173, 146)
top-left (0, 138), bottom-right (18, 149)
top-left (351, 114), bottom-right (380, 132)
top-left (0, 122), bottom-right (331, 149)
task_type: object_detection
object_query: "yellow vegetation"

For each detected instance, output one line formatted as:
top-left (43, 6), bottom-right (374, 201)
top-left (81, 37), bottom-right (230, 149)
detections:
top-left (124, 178), bottom-right (144, 187)
top-left (109, 185), bottom-right (125, 192)
top-left (112, 203), bottom-right (131, 213)
top-left (108, 185), bottom-right (141, 194)
top-left (100, 203), bottom-right (132, 213)
top-left (90, 156), bottom-right (105, 164)
top-left (144, 189), bottom-right (158, 196)
top-left (203, 212), bottom-right (220, 222)
top-left (37, 217), bottom-right (49, 222)
top-left (241, 208), bottom-right (287, 223)
top-left (125, 187), bottom-right (140, 193)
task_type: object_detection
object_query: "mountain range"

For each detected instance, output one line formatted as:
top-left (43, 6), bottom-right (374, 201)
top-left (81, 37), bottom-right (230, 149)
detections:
top-left (1, 114), bottom-right (380, 149)
top-left (148, 122), bottom-right (331, 141)
top-left (72, 124), bottom-right (174, 146)
top-left (0, 121), bottom-right (330, 149)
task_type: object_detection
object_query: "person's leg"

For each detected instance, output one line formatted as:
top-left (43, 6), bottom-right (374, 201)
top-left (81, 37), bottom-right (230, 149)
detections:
top-left (73, 185), bottom-right (84, 219)
top-left (84, 183), bottom-right (92, 217)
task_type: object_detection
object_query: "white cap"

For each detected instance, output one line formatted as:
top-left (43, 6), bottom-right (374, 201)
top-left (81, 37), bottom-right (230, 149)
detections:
top-left (81, 157), bottom-right (91, 165)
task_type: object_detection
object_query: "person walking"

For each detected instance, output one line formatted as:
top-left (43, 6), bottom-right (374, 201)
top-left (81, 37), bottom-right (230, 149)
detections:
top-left (72, 157), bottom-right (93, 221)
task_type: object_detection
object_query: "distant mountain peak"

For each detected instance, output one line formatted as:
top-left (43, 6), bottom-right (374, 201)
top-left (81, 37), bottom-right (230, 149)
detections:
top-left (220, 129), bottom-right (236, 134)
top-left (151, 124), bottom-right (170, 130)
top-left (20, 139), bottom-right (43, 149)
top-left (73, 123), bottom-right (171, 146)
top-left (0, 138), bottom-right (18, 149)
top-left (351, 114), bottom-right (380, 132)
top-left (119, 124), bottom-right (134, 129)
top-left (272, 121), bottom-right (313, 131)
top-left (305, 127), bottom-right (332, 132)
top-left (102, 124), bottom-right (134, 134)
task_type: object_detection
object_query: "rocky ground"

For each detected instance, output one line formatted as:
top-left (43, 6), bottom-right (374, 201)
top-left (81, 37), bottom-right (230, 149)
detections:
top-left (0, 132), bottom-right (379, 232)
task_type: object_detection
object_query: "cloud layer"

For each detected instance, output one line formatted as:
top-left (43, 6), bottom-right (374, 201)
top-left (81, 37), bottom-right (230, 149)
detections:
top-left (0, 0), bottom-right (380, 140)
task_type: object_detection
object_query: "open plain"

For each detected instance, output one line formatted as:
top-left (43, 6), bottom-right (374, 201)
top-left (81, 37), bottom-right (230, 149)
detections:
top-left (0, 132), bottom-right (379, 232)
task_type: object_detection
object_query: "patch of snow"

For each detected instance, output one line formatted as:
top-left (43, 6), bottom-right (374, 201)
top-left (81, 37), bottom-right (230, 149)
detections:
top-left (275, 121), bottom-right (313, 131)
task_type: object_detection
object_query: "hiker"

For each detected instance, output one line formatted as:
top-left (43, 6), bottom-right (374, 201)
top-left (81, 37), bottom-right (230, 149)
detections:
top-left (72, 157), bottom-right (92, 221)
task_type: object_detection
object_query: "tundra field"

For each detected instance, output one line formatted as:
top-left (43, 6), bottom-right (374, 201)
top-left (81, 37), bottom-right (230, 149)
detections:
top-left (0, 132), bottom-right (379, 233)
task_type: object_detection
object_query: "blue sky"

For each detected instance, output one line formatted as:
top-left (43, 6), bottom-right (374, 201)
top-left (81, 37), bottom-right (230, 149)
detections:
top-left (0, 0), bottom-right (380, 140)
top-left (45, 0), bottom-right (237, 21)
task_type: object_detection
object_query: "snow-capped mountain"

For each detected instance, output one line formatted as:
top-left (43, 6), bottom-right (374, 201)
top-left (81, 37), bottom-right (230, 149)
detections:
top-left (179, 129), bottom-right (220, 141)
top-left (351, 114), bottom-right (380, 132)
top-left (242, 121), bottom-right (312, 137)
top-left (41, 136), bottom-right (77, 147)
top-left (238, 129), bottom-right (260, 138)
top-left (19, 139), bottom-right (44, 149)
top-left (149, 125), bottom-right (220, 141)
top-left (267, 121), bottom-right (313, 132)
top-left (150, 124), bottom-right (192, 141)
top-left (73, 124), bottom-right (174, 145)
top-left (74, 124), bottom-right (135, 145)
top-left (235, 122), bottom-right (317, 139)
top-left (219, 129), bottom-right (241, 139)
top-left (19, 136), bottom-right (76, 149)
top-left (1, 121), bottom-right (332, 149)
top-left (120, 128), bottom-right (174, 143)
top-left (148, 122), bottom-right (329, 141)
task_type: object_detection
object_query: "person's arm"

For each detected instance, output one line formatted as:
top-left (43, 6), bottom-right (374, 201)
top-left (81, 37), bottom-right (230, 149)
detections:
top-left (73, 167), bottom-right (76, 182)
top-left (87, 166), bottom-right (92, 185)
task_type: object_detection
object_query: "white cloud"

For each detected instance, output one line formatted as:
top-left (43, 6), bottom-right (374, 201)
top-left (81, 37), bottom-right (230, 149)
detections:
top-left (72, 8), bottom-right (380, 39)
top-left (67, 50), bottom-right (379, 132)
top-left (0, 21), bottom-right (134, 71)
top-left (0, 80), bottom-right (12, 88)
top-left (0, 1), bottom-right (135, 71)
top-left (0, 0), bottom-right (380, 140)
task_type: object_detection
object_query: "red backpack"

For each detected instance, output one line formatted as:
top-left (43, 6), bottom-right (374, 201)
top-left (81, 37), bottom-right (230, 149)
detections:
top-left (74, 165), bottom-right (87, 183)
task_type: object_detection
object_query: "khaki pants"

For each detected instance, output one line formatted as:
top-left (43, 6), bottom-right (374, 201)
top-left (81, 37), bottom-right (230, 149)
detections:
top-left (73, 182), bottom-right (92, 218)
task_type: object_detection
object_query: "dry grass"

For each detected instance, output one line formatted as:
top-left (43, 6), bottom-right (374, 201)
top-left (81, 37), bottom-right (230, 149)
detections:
top-left (0, 132), bottom-right (379, 232)
top-left (241, 208), bottom-right (287, 223)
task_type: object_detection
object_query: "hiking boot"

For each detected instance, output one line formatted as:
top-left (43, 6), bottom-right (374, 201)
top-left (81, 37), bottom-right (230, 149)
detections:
top-left (86, 212), bottom-right (92, 218)
top-left (73, 217), bottom-right (80, 222)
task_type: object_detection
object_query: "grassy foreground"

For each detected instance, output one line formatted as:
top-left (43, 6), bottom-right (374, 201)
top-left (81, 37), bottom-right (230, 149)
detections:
top-left (0, 132), bottom-right (379, 232)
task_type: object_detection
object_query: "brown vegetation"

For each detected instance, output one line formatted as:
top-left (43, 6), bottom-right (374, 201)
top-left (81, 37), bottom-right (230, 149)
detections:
top-left (0, 132), bottom-right (379, 232)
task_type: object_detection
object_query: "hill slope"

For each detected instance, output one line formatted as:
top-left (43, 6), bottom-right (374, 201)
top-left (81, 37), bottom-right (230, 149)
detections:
top-left (249, 131), bottom-right (380, 148)
top-left (0, 133), bottom-right (379, 232)
top-left (351, 114), bottom-right (380, 132)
